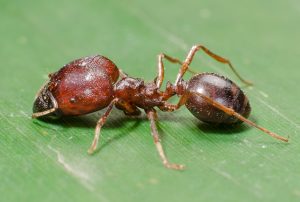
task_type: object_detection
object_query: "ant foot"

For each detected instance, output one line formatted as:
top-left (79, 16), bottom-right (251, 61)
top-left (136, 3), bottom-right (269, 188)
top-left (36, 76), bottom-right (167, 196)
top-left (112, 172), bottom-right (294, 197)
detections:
top-left (164, 162), bottom-right (185, 170)
top-left (87, 146), bottom-right (96, 155)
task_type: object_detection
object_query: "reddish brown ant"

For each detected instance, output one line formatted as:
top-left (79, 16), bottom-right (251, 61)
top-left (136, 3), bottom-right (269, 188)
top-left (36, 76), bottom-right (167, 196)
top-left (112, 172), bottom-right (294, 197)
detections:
top-left (32, 45), bottom-right (288, 170)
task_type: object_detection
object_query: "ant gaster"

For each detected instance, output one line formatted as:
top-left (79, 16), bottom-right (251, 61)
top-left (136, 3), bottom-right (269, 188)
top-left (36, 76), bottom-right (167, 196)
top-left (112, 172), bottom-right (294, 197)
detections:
top-left (32, 45), bottom-right (288, 170)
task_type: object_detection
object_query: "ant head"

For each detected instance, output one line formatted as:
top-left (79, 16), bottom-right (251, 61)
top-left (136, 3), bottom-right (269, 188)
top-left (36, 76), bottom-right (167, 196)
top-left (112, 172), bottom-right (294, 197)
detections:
top-left (33, 87), bottom-right (61, 118)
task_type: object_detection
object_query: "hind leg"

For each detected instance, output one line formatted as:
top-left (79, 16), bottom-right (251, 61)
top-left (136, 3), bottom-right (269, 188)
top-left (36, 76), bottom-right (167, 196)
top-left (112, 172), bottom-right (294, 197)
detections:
top-left (175, 45), bottom-right (252, 85)
top-left (155, 53), bottom-right (196, 89)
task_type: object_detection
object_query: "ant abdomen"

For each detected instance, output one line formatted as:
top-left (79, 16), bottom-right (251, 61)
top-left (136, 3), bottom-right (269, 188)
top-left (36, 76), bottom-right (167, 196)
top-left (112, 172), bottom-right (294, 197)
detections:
top-left (185, 73), bottom-right (251, 124)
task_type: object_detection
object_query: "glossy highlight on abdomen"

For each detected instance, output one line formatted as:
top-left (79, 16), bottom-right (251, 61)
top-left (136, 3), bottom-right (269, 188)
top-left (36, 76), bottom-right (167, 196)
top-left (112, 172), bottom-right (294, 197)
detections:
top-left (185, 73), bottom-right (251, 124)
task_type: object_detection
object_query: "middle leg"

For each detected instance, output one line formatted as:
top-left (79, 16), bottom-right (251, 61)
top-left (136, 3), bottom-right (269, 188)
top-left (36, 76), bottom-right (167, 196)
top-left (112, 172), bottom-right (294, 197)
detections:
top-left (146, 108), bottom-right (185, 170)
top-left (155, 53), bottom-right (196, 89)
top-left (115, 100), bottom-right (141, 116)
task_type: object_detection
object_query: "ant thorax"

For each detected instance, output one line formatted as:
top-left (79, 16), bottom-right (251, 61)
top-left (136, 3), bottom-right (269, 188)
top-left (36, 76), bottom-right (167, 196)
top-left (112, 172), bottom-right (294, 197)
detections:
top-left (114, 76), bottom-right (168, 109)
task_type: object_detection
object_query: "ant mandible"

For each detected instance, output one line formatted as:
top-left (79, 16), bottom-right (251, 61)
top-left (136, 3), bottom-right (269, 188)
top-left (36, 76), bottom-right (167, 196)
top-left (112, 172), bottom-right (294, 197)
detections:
top-left (32, 45), bottom-right (288, 170)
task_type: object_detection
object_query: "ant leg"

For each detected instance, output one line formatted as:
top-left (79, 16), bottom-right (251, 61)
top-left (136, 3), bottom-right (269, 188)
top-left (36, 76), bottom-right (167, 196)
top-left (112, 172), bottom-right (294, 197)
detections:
top-left (159, 93), bottom-right (189, 112)
top-left (156, 53), bottom-right (182, 89)
top-left (146, 108), bottom-right (185, 170)
top-left (156, 53), bottom-right (196, 89)
top-left (115, 100), bottom-right (141, 116)
top-left (160, 92), bottom-right (288, 142)
top-left (175, 45), bottom-right (252, 86)
top-left (34, 80), bottom-right (50, 99)
top-left (190, 92), bottom-right (288, 142)
top-left (88, 98), bottom-right (118, 154)
top-left (33, 71), bottom-right (57, 99)
top-left (33, 72), bottom-right (56, 99)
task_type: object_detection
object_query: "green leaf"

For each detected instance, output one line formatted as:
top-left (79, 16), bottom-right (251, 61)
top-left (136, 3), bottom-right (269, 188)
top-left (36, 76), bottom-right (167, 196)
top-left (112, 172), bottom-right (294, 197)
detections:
top-left (1, 0), bottom-right (299, 201)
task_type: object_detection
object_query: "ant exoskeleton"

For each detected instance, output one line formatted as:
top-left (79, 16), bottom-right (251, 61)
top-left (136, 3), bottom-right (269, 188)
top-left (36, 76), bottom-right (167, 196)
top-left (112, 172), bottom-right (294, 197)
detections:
top-left (32, 45), bottom-right (288, 170)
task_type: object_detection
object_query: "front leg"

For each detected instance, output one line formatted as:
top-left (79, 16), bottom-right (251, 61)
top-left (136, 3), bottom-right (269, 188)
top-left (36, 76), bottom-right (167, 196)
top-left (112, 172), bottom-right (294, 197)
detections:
top-left (88, 98), bottom-right (118, 154)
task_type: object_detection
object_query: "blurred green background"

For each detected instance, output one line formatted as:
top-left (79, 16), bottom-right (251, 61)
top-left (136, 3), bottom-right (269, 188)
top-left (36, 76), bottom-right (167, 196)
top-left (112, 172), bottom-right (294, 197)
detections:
top-left (1, 0), bottom-right (299, 201)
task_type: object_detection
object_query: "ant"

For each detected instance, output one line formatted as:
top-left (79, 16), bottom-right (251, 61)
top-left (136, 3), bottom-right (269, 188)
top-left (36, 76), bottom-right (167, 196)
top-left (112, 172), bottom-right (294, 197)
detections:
top-left (32, 45), bottom-right (288, 170)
